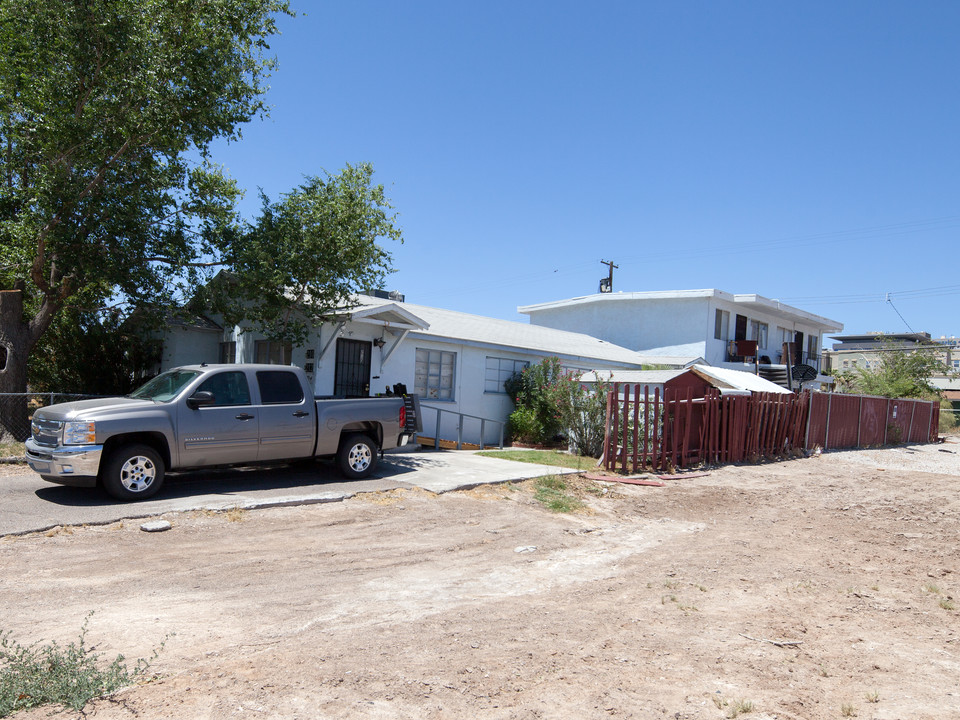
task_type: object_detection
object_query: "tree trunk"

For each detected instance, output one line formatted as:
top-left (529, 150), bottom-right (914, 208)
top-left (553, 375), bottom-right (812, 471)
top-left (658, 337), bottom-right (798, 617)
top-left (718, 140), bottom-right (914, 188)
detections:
top-left (0, 290), bottom-right (34, 441)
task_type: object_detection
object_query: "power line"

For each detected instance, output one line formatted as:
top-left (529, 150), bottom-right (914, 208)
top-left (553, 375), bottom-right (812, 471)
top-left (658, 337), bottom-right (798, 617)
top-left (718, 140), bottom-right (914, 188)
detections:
top-left (886, 293), bottom-right (915, 333)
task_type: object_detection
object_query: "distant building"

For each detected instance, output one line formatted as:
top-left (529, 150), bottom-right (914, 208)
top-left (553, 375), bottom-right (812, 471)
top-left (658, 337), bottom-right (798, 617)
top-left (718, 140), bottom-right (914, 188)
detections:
top-left (822, 332), bottom-right (956, 374)
top-left (519, 289), bottom-right (843, 389)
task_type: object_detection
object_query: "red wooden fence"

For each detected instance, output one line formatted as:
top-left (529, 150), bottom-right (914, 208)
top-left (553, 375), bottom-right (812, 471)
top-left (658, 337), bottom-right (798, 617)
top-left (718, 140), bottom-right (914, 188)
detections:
top-left (603, 385), bottom-right (940, 474)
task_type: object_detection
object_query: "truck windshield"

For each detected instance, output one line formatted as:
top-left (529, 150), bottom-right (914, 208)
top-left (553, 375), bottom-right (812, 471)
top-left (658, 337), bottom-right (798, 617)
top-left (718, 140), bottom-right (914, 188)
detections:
top-left (128, 370), bottom-right (201, 403)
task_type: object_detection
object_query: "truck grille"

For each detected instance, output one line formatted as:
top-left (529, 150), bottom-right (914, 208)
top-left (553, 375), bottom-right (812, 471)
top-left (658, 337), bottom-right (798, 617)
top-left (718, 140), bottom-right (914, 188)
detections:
top-left (31, 418), bottom-right (62, 447)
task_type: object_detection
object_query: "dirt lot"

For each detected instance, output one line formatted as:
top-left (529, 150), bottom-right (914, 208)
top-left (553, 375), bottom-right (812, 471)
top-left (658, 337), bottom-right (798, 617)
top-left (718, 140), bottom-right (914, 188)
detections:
top-left (2, 439), bottom-right (959, 720)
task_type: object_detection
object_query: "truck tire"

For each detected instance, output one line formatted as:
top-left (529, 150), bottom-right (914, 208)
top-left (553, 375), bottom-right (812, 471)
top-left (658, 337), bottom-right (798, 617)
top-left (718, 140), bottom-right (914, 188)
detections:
top-left (338, 433), bottom-right (379, 479)
top-left (101, 444), bottom-right (165, 501)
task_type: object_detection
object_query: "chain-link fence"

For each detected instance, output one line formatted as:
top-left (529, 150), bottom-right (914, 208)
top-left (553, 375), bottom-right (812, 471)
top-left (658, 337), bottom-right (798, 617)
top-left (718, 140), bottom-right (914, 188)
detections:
top-left (0, 393), bottom-right (107, 447)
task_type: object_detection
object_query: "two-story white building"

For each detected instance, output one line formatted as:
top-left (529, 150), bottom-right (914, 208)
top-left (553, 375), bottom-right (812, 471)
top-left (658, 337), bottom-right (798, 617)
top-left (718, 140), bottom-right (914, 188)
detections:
top-left (518, 289), bottom-right (843, 387)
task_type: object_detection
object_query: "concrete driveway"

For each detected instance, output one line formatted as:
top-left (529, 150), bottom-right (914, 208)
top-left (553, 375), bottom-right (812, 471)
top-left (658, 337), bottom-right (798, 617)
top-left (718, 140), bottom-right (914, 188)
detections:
top-left (0, 448), bottom-right (574, 537)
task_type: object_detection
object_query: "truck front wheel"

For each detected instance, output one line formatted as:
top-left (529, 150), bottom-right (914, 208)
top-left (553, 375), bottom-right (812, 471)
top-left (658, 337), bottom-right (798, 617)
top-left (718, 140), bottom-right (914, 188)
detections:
top-left (101, 444), bottom-right (165, 501)
top-left (338, 433), bottom-right (379, 479)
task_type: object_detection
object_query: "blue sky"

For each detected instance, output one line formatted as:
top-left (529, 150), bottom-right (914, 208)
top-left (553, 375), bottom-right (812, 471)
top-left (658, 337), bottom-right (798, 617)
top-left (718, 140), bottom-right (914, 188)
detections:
top-left (209, 1), bottom-right (960, 344)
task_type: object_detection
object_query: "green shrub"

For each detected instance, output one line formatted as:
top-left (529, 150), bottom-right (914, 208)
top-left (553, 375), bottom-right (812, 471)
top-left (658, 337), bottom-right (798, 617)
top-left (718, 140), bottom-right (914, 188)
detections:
top-left (505, 358), bottom-right (611, 455)
top-left (0, 615), bottom-right (164, 717)
top-left (561, 374), bottom-right (610, 457)
top-left (505, 357), bottom-right (567, 443)
top-left (507, 406), bottom-right (544, 444)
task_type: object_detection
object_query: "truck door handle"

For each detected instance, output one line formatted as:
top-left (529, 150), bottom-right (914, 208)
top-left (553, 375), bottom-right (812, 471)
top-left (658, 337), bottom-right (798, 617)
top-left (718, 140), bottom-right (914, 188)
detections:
top-left (235, 413), bottom-right (255, 421)
top-left (292, 411), bottom-right (310, 418)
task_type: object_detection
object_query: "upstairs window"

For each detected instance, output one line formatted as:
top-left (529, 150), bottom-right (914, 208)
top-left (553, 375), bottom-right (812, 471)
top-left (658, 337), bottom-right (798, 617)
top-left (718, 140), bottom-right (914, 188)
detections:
top-left (714, 309), bottom-right (730, 341)
top-left (749, 320), bottom-right (769, 349)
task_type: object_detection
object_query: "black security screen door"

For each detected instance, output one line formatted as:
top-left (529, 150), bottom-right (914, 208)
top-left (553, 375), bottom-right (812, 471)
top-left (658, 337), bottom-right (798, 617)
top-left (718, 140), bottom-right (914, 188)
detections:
top-left (334, 339), bottom-right (372, 397)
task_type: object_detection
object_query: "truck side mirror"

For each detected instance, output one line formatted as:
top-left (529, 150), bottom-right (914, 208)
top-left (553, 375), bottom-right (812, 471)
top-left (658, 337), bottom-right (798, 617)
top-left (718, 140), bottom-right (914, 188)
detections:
top-left (186, 390), bottom-right (215, 409)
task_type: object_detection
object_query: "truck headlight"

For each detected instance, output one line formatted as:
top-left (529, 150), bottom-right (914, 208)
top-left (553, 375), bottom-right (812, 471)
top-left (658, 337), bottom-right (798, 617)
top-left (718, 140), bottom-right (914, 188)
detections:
top-left (63, 421), bottom-right (96, 445)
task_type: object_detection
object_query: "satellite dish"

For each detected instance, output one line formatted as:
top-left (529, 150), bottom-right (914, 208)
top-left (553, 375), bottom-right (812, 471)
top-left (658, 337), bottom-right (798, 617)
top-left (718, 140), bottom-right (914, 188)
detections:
top-left (791, 364), bottom-right (817, 383)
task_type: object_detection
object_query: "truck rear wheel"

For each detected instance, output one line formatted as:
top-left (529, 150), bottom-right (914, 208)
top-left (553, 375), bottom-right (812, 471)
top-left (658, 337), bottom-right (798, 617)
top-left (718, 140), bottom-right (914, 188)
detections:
top-left (338, 433), bottom-right (379, 479)
top-left (101, 444), bottom-right (165, 501)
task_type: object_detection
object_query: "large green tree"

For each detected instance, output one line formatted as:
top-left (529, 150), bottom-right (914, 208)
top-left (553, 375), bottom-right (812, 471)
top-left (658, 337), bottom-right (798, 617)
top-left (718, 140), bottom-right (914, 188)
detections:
top-left (0, 0), bottom-right (290, 435)
top-left (207, 163), bottom-right (402, 345)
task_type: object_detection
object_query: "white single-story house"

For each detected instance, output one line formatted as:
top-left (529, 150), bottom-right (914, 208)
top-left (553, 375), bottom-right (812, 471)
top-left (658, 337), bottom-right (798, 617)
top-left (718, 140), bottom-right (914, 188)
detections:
top-left (518, 289), bottom-right (844, 389)
top-left (159, 293), bottom-right (662, 447)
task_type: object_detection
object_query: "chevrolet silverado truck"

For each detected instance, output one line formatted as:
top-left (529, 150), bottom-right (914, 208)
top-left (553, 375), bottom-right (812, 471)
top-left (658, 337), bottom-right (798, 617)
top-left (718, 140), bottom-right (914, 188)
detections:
top-left (25, 364), bottom-right (421, 501)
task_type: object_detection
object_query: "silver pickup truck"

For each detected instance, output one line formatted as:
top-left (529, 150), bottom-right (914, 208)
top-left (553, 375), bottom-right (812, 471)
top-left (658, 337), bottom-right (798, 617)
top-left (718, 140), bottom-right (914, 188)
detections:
top-left (25, 364), bottom-right (421, 500)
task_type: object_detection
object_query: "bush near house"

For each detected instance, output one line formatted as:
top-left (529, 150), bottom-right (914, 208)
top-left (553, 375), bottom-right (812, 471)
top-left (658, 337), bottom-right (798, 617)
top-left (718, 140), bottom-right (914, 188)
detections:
top-left (505, 357), bottom-right (610, 457)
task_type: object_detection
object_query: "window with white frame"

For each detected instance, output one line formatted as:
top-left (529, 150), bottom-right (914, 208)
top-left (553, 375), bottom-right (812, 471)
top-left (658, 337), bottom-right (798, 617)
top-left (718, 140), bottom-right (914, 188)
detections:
top-left (255, 340), bottom-right (292, 365)
top-left (485, 357), bottom-right (529, 393)
top-left (749, 320), bottom-right (768, 349)
top-left (415, 348), bottom-right (456, 400)
top-left (714, 309), bottom-right (730, 341)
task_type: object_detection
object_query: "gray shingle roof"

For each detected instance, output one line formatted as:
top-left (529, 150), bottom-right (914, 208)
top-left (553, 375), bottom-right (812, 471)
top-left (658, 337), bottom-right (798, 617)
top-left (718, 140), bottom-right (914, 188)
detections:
top-left (352, 295), bottom-right (647, 367)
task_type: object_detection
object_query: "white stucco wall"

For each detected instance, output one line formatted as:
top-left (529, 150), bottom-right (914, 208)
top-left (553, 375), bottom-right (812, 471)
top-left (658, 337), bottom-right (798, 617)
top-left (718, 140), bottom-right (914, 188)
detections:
top-left (524, 291), bottom-right (841, 372)
top-left (525, 296), bottom-right (709, 353)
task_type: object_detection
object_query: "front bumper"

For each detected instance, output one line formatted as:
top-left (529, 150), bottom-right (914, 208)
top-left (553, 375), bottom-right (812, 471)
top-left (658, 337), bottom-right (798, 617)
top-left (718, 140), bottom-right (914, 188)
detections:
top-left (24, 438), bottom-right (103, 487)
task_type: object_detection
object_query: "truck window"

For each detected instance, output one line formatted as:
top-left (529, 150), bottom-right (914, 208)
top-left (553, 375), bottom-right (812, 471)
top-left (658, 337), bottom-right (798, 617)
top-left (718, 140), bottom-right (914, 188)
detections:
top-left (257, 371), bottom-right (304, 405)
top-left (129, 369), bottom-right (200, 402)
top-left (197, 371), bottom-right (251, 407)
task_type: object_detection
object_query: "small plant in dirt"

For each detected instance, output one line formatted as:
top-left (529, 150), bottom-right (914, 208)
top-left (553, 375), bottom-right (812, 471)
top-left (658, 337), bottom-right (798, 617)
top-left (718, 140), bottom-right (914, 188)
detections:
top-left (939, 598), bottom-right (955, 611)
top-left (840, 702), bottom-right (857, 717)
top-left (533, 475), bottom-right (583, 513)
top-left (0, 614), bottom-right (165, 717)
top-left (864, 690), bottom-right (880, 703)
top-left (727, 698), bottom-right (754, 717)
top-left (225, 507), bottom-right (249, 522)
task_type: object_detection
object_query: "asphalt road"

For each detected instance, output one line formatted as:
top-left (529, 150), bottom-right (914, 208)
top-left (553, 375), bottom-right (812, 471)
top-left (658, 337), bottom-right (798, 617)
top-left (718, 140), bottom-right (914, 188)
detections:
top-left (0, 448), bottom-right (573, 537)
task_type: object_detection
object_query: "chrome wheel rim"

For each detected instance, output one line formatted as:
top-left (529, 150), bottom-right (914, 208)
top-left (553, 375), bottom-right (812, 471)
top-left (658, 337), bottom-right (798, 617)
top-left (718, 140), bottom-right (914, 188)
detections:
top-left (347, 443), bottom-right (372, 473)
top-left (120, 455), bottom-right (156, 492)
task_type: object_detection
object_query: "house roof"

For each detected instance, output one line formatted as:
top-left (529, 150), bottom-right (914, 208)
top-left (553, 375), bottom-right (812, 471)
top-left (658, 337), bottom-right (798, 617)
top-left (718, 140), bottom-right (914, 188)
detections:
top-left (166, 312), bottom-right (222, 332)
top-left (690, 365), bottom-right (793, 394)
top-left (579, 365), bottom-right (793, 395)
top-left (579, 369), bottom-right (691, 384)
top-left (518, 288), bottom-right (843, 332)
top-left (349, 295), bottom-right (649, 367)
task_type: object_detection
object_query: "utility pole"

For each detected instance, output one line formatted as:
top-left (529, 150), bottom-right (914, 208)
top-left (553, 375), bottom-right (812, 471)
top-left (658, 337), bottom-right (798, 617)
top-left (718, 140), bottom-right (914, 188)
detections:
top-left (599, 259), bottom-right (618, 293)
